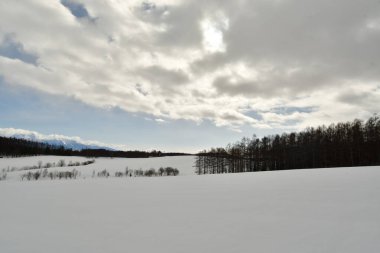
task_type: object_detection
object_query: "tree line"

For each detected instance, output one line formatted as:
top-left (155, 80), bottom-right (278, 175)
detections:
top-left (195, 115), bottom-right (380, 174)
top-left (106, 167), bottom-right (179, 178)
top-left (21, 169), bottom-right (80, 181)
top-left (2, 159), bottom-right (95, 173)
top-left (0, 136), bottom-right (190, 158)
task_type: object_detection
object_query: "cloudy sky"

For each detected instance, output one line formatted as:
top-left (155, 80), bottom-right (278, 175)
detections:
top-left (1, 0), bottom-right (380, 152)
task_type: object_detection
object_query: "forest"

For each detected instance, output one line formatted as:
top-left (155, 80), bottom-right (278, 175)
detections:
top-left (0, 136), bottom-right (190, 158)
top-left (195, 115), bottom-right (380, 174)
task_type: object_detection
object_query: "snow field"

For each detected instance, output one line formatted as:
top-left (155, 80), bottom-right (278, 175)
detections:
top-left (1, 162), bottom-right (380, 253)
top-left (0, 155), bottom-right (196, 180)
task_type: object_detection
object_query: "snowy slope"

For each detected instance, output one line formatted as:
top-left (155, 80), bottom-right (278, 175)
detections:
top-left (0, 128), bottom-right (115, 150)
top-left (0, 155), bottom-right (196, 178)
top-left (0, 159), bottom-right (379, 253)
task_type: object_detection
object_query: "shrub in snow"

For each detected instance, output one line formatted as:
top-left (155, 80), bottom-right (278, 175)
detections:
top-left (109, 167), bottom-right (179, 178)
top-left (144, 168), bottom-right (157, 177)
top-left (42, 169), bottom-right (48, 178)
top-left (163, 167), bottom-right (179, 176)
top-left (81, 160), bottom-right (95, 166)
top-left (97, 170), bottom-right (110, 178)
top-left (0, 170), bottom-right (7, 181)
top-left (115, 172), bottom-right (124, 177)
top-left (134, 169), bottom-right (144, 177)
top-left (33, 171), bottom-right (41, 180)
top-left (57, 160), bottom-right (66, 167)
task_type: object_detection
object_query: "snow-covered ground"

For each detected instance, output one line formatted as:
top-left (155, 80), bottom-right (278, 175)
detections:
top-left (1, 156), bottom-right (380, 253)
top-left (0, 155), bottom-right (196, 180)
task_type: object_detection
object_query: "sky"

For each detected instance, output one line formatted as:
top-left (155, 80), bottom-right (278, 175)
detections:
top-left (1, 0), bottom-right (380, 152)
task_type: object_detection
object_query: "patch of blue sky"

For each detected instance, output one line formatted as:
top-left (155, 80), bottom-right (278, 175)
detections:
top-left (271, 106), bottom-right (315, 115)
top-left (0, 79), bottom-right (253, 152)
top-left (60, 0), bottom-right (90, 18)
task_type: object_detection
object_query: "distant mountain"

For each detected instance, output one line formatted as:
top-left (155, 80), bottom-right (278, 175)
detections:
top-left (0, 128), bottom-right (116, 151)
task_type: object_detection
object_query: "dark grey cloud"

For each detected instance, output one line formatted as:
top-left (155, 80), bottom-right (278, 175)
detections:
top-left (136, 66), bottom-right (189, 94)
top-left (213, 76), bottom-right (267, 97)
top-left (0, 35), bottom-right (38, 65)
top-left (135, 83), bottom-right (149, 96)
top-left (141, 2), bottom-right (157, 12)
top-left (153, 2), bottom-right (204, 49)
top-left (222, 0), bottom-right (380, 82)
top-left (190, 53), bottom-right (227, 75)
top-left (337, 88), bottom-right (380, 110)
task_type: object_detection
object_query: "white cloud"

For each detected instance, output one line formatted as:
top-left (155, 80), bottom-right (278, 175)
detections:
top-left (1, 0), bottom-right (380, 132)
top-left (0, 127), bottom-right (127, 150)
top-left (200, 12), bottom-right (229, 53)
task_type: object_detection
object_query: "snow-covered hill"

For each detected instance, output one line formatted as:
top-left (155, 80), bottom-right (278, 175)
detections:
top-left (0, 155), bottom-right (196, 178)
top-left (0, 128), bottom-right (115, 151)
top-left (0, 156), bottom-right (379, 253)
